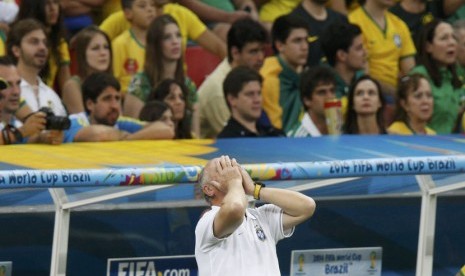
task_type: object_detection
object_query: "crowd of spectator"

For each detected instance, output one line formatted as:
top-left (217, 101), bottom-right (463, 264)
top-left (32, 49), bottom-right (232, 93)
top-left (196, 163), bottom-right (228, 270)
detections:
top-left (1, 0), bottom-right (465, 145)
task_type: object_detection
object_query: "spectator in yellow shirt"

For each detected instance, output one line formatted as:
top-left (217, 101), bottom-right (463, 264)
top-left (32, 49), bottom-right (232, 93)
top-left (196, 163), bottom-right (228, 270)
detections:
top-left (100, 1), bottom-right (226, 60)
top-left (111, 0), bottom-right (156, 94)
top-left (349, 0), bottom-right (416, 100)
top-left (388, 73), bottom-right (436, 135)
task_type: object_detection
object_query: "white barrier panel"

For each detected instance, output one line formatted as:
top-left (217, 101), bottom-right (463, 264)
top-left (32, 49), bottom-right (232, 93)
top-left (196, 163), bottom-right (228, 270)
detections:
top-left (290, 247), bottom-right (382, 276)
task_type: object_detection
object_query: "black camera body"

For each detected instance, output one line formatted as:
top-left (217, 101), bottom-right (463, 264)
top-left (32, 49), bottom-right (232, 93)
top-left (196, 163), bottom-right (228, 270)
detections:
top-left (38, 107), bottom-right (71, 130)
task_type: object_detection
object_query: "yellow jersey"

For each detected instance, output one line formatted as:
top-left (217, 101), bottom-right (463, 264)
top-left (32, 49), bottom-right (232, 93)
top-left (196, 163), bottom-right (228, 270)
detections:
top-left (100, 3), bottom-right (206, 51)
top-left (0, 31), bottom-right (5, 56)
top-left (349, 7), bottom-right (416, 88)
top-left (387, 121), bottom-right (436, 135)
top-left (46, 39), bottom-right (70, 88)
top-left (112, 29), bottom-right (146, 94)
top-left (259, 0), bottom-right (300, 22)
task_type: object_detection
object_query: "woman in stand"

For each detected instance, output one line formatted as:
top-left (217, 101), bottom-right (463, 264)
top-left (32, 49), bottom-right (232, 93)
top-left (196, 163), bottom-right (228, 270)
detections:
top-left (123, 14), bottom-right (197, 134)
top-left (139, 100), bottom-right (175, 133)
top-left (410, 19), bottom-right (462, 134)
top-left (388, 74), bottom-right (436, 135)
top-left (344, 75), bottom-right (386, 134)
top-left (147, 79), bottom-right (192, 139)
top-left (62, 26), bottom-right (112, 114)
top-left (16, 0), bottom-right (71, 93)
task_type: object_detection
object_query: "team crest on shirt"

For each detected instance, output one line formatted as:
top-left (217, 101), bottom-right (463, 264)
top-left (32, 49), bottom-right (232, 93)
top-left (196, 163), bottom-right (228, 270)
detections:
top-left (422, 13), bottom-right (434, 25)
top-left (393, 34), bottom-right (402, 48)
top-left (255, 224), bottom-right (266, 241)
top-left (124, 58), bottom-right (139, 74)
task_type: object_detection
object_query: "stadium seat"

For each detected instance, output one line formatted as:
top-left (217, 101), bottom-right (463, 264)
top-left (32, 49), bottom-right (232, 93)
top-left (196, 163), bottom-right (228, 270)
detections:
top-left (185, 45), bottom-right (221, 88)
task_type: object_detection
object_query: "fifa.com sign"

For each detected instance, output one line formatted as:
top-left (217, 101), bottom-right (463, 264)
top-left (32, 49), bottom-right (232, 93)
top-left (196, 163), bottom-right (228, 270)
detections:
top-left (107, 255), bottom-right (197, 276)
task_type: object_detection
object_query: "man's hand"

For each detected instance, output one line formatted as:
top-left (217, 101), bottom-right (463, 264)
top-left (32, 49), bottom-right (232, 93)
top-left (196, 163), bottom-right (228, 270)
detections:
top-left (226, 10), bottom-right (251, 23)
top-left (211, 156), bottom-right (247, 238)
top-left (19, 112), bottom-right (46, 138)
top-left (211, 155), bottom-right (242, 194)
top-left (39, 130), bottom-right (64, 145)
top-left (239, 165), bottom-right (254, 196)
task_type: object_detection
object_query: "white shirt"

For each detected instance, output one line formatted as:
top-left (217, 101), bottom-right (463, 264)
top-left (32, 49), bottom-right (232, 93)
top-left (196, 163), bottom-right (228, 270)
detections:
top-left (0, 1), bottom-right (19, 24)
top-left (287, 113), bottom-right (322, 137)
top-left (195, 204), bottom-right (294, 276)
top-left (198, 59), bottom-right (232, 138)
top-left (20, 77), bottom-right (67, 116)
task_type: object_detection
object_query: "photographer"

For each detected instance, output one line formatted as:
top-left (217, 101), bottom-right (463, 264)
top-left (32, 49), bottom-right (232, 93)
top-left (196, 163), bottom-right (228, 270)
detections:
top-left (7, 19), bottom-right (67, 116)
top-left (0, 56), bottom-right (65, 145)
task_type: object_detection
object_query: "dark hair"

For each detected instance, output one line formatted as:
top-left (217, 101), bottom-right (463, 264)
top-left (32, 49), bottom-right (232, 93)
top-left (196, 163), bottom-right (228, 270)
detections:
top-left (0, 57), bottom-right (15, 93)
top-left (227, 18), bottom-right (268, 63)
top-left (300, 66), bottom-right (336, 102)
top-left (7, 19), bottom-right (47, 62)
top-left (73, 25), bottom-right (113, 79)
top-left (394, 73), bottom-right (430, 122)
top-left (144, 14), bottom-right (185, 89)
top-left (320, 22), bottom-right (362, 66)
top-left (16, 0), bottom-right (66, 81)
top-left (121, 0), bottom-right (135, 9)
top-left (82, 72), bottom-right (120, 112)
top-left (147, 79), bottom-right (192, 139)
top-left (139, 100), bottom-right (172, 122)
top-left (0, 56), bottom-right (15, 67)
top-left (415, 19), bottom-right (461, 89)
top-left (223, 66), bottom-right (263, 109)
top-left (271, 15), bottom-right (309, 54)
top-left (344, 75), bottom-right (386, 134)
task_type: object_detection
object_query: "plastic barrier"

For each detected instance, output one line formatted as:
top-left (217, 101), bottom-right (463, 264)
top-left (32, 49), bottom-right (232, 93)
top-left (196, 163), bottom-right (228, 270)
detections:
top-left (0, 155), bottom-right (463, 189)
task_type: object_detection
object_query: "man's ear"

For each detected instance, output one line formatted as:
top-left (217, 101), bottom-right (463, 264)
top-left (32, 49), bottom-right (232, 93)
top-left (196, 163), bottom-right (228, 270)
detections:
top-left (226, 94), bottom-right (236, 108)
top-left (231, 46), bottom-right (240, 61)
top-left (11, 45), bottom-right (21, 59)
top-left (85, 99), bottom-right (94, 113)
top-left (302, 96), bottom-right (312, 110)
top-left (202, 184), bottom-right (214, 198)
top-left (336, 49), bottom-right (347, 63)
top-left (275, 40), bottom-right (285, 53)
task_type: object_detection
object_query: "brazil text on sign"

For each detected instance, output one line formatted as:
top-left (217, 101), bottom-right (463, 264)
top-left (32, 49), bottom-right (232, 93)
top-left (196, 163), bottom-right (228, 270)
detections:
top-left (290, 247), bottom-right (382, 276)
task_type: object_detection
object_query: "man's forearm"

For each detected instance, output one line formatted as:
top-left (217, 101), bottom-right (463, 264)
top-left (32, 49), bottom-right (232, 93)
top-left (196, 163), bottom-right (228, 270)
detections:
top-left (259, 187), bottom-right (316, 231)
top-left (214, 182), bottom-right (248, 238)
top-left (178, 0), bottom-right (233, 23)
top-left (260, 188), bottom-right (315, 217)
top-left (125, 122), bottom-right (174, 140)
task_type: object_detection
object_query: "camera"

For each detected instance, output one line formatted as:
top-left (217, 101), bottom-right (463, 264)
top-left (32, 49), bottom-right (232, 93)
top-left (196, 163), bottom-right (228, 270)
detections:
top-left (38, 107), bottom-right (71, 130)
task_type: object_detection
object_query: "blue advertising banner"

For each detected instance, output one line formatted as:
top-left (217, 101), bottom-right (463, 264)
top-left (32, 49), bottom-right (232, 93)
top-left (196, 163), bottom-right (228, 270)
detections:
top-left (107, 255), bottom-right (197, 276)
top-left (290, 247), bottom-right (382, 276)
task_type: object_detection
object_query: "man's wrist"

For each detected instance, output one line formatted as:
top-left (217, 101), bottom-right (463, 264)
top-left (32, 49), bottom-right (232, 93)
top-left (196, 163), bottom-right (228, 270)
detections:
top-left (253, 182), bottom-right (266, 200)
top-left (5, 125), bottom-right (23, 143)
